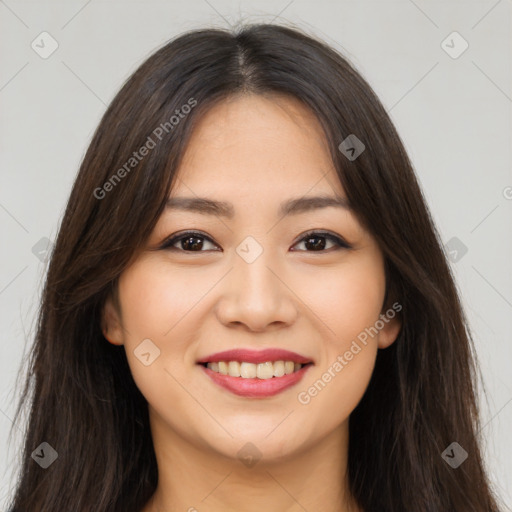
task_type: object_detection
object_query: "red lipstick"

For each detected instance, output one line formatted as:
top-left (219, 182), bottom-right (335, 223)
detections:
top-left (200, 364), bottom-right (312, 398)
top-left (197, 348), bottom-right (313, 365)
top-left (197, 348), bottom-right (314, 398)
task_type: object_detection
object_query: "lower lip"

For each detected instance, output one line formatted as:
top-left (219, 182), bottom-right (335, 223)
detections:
top-left (199, 364), bottom-right (313, 398)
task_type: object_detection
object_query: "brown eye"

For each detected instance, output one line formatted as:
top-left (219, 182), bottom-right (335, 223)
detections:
top-left (161, 231), bottom-right (219, 252)
top-left (291, 231), bottom-right (351, 252)
top-left (160, 230), bottom-right (350, 253)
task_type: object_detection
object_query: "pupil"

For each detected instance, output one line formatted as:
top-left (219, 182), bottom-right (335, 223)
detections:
top-left (180, 235), bottom-right (327, 251)
top-left (183, 236), bottom-right (203, 251)
top-left (306, 236), bottom-right (325, 251)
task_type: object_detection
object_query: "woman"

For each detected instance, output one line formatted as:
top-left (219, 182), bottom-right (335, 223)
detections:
top-left (7, 22), bottom-right (504, 512)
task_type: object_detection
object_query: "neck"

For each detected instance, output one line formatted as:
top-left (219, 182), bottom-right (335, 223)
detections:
top-left (142, 408), bottom-right (361, 512)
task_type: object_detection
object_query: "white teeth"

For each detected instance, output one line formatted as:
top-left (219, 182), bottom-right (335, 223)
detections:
top-left (273, 360), bottom-right (285, 377)
top-left (228, 361), bottom-right (241, 377)
top-left (240, 362), bottom-right (257, 378)
top-left (205, 360), bottom-right (305, 379)
top-left (257, 362), bottom-right (274, 379)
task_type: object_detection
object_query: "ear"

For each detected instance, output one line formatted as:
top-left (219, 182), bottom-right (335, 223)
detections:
top-left (101, 294), bottom-right (125, 346)
top-left (377, 303), bottom-right (402, 349)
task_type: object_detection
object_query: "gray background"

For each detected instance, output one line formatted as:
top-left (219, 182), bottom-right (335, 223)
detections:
top-left (0, 0), bottom-right (511, 509)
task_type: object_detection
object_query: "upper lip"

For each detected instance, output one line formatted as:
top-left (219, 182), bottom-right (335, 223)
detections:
top-left (197, 348), bottom-right (314, 365)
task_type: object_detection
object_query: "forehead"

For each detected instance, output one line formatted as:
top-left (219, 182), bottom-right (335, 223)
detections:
top-left (172, 93), bottom-right (344, 200)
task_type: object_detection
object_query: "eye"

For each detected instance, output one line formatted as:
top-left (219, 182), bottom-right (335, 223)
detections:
top-left (160, 230), bottom-right (219, 252)
top-left (160, 229), bottom-right (351, 253)
top-left (291, 230), bottom-right (351, 252)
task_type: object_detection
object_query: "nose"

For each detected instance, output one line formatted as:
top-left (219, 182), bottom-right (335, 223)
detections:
top-left (215, 248), bottom-right (299, 332)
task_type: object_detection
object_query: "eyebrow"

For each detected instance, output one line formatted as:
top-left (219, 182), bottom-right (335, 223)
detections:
top-left (165, 194), bottom-right (351, 219)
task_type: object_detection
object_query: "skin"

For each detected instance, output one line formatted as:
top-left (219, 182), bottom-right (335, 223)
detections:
top-left (102, 93), bottom-right (402, 512)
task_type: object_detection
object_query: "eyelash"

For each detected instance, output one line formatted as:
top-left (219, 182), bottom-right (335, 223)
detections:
top-left (160, 229), bottom-right (351, 253)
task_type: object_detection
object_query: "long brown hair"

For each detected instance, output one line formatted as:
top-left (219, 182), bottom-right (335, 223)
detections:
top-left (7, 22), bottom-right (504, 512)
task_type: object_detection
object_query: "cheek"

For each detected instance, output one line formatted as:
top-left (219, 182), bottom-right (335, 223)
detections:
top-left (303, 251), bottom-right (386, 346)
top-left (114, 261), bottom-right (197, 396)
top-left (293, 253), bottom-right (384, 425)
top-left (297, 343), bottom-right (377, 439)
top-left (117, 259), bottom-right (210, 342)
top-left (296, 298), bottom-right (380, 437)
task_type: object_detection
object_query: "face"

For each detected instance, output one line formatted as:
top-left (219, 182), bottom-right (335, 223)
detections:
top-left (102, 93), bottom-right (401, 463)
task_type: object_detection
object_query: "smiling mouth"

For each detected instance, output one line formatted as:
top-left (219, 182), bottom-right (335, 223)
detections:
top-left (198, 360), bottom-right (314, 379)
